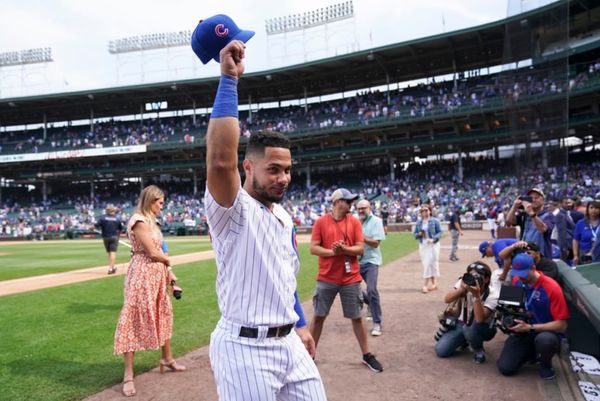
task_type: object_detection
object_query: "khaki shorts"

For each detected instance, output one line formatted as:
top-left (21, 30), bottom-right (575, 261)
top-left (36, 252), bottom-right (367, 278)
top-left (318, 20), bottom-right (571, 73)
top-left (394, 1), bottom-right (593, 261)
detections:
top-left (312, 281), bottom-right (363, 319)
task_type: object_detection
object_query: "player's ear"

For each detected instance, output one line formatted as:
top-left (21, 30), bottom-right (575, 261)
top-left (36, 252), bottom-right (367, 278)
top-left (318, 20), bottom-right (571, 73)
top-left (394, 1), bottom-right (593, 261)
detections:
top-left (242, 159), bottom-right (252, 176)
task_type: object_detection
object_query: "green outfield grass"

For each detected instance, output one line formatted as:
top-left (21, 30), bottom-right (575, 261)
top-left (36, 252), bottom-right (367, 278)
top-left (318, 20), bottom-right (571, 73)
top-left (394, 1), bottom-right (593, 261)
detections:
top-left (0, 238), bottom-right (212, 281)
top-left (0, 233), bottom-right (416, 401)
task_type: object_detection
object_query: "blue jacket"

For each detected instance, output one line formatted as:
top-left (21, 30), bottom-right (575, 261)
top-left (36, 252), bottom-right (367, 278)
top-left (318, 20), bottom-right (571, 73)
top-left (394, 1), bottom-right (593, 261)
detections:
top-left (413, 218), bottom-right (442, 243)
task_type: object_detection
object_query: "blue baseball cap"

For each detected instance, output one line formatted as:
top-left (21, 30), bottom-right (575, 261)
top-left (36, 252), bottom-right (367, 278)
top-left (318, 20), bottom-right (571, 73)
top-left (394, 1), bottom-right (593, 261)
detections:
top-left (479, 241), bottom-right (490, 257)
top-left (191, 14), bottom-right (255, 64)
top-left (511, 253), bottom-right (535, 278)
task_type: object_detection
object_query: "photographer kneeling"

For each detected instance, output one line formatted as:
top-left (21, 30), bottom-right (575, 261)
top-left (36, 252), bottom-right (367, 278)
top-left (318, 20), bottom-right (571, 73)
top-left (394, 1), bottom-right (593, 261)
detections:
top-left (435, 261), bottom-right (498, 364)
top-left (496, 253), bottom-right (569, 380)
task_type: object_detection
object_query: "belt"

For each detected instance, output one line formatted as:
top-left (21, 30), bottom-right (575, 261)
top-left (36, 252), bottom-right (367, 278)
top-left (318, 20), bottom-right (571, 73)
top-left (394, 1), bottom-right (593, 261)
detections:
top-left (239, 323), bottom-right (294, 338)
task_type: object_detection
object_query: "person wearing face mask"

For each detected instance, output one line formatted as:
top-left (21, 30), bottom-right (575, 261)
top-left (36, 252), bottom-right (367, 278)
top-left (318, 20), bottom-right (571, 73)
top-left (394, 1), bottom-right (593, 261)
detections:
top-left (310, 189), bottom-right (383, 373)
top-left (356, 199), bottom-right (386, 337)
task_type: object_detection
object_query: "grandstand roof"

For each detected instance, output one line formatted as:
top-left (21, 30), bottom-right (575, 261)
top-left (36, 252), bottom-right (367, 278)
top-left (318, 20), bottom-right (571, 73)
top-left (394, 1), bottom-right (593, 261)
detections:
top-left (0, 0), bottom-right (591, 127)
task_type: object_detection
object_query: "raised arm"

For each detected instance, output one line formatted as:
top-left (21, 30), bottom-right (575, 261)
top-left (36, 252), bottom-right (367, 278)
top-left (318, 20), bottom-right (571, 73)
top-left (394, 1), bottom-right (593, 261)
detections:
top-left (206, 41), bottom-right (246, 207)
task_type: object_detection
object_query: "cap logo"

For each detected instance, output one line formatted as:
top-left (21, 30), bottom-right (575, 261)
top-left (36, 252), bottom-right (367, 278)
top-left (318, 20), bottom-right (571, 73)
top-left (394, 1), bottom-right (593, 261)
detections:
top-left (215, 24), bottom-right (229, 37)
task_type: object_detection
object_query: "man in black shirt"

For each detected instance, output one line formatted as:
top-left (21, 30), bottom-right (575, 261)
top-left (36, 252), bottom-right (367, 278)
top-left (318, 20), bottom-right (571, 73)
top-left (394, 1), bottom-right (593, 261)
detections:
top-left (96, 204), bottom-right (123, 274)
top-left (448, 207), bottom-right (463, 262)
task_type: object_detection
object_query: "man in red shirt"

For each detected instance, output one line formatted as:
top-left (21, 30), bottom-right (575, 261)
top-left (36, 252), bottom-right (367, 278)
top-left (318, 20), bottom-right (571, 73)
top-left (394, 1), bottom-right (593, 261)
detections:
top-left (309, 188), bottom-right (383, 373)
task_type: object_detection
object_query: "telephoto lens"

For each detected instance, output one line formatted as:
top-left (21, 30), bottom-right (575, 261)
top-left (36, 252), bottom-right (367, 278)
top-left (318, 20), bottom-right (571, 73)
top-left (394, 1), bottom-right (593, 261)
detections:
top-left (434, 325), bottom-right (449, 341)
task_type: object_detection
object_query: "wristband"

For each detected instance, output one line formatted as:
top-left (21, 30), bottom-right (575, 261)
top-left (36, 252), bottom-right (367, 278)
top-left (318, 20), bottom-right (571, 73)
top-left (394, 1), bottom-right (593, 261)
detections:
top-left (211, 75), bottom-right (238, 118)
top-left (293, 291), bottom-right (307, 328)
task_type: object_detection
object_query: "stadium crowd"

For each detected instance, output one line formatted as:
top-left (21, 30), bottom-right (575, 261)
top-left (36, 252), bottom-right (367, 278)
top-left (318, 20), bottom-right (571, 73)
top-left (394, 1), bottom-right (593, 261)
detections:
top-left (2, 61), bottom-right (599, 155)
top-left (2, 152), bottom-right (598, 243)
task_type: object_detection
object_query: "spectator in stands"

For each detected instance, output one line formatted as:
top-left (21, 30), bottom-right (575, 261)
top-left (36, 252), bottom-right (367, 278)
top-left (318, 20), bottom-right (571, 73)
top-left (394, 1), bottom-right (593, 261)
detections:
top-left (573, 199), bottom-right (600, 266)
top-left (413, 205), bottom-right (442, 294)
top-left (506, 188), bottom-right (554, 258)
top-left (496, 253), bottom-right (569, 380)
top-left (96, 204), bottom-right (123, 275)
top-left (448, 207), bottom-right (464, 262)
top-left (114, 185), bottom-right (185, 397)
top-left (498, 241), bottom-right (558, 280)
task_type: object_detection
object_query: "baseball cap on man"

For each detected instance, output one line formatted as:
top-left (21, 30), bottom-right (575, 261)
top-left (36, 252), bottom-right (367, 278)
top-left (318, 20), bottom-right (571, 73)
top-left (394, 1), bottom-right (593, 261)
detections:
top-left (329, 188), bottom-right (358, 203)
top-left (191, 14), bottom-right (255, 64)
top-left (479, 241), bottom-right (491, 257)
top-left (527, 188), bottom-right (545, 198)
top-left (511, 253), bottom-right (535, 278)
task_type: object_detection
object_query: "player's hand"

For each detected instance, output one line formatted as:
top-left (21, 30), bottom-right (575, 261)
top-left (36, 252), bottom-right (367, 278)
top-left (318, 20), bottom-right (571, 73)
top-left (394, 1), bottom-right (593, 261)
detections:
top-left (219, 40), bottom-right (245, 79)
top-left (295, 326), bottom-right (316, 358)
top-left (498, 272), bottom-right (507, 282)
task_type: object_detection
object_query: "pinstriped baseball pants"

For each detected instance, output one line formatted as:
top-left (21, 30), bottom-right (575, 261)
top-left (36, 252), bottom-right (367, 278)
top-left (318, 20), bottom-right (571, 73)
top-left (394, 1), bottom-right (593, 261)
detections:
top-left (210, 318), bottom-right (327, 401)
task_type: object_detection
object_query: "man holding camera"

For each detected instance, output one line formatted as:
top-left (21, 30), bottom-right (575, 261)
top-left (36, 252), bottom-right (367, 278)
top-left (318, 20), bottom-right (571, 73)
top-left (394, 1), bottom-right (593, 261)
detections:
top-left (496, 253), bottom-right (569, 380)
top-left (434, 261), bottom-right (498, 364)
top-left (506, 188), bottom-right (555, 258)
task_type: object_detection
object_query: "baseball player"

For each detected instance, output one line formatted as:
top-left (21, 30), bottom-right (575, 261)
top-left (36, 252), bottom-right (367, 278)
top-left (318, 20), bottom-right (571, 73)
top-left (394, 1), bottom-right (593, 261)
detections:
top-left (196, 15), bottom-right (327, 401)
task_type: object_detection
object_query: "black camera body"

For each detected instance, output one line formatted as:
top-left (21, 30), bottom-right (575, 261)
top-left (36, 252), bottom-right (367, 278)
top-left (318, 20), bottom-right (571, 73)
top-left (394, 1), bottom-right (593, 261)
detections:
top-left (519, 195), bottom-right (533, 203)
top-left (495, 285), bottom-right (531, 333)
top-left (434, 314), bottom-right (458, 341)
top-left (462, 271), bottom-right (484, 287)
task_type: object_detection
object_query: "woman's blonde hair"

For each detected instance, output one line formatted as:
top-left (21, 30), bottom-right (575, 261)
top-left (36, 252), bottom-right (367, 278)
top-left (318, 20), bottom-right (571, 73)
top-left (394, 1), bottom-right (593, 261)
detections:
top-left (134, 185), bottom-right (165, 227)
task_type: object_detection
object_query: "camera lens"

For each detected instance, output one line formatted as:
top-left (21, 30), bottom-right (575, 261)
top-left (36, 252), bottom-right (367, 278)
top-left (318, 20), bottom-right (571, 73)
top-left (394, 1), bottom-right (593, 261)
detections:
top-left (462, 273), bottom-right (475, 286)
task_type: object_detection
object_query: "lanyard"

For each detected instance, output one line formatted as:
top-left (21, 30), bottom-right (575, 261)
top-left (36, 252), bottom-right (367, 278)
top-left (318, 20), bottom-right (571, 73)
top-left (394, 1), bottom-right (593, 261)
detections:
top-left (589, 223), bottom-right (599, 241)
top-left (331, 214), bottom-right (349, 243)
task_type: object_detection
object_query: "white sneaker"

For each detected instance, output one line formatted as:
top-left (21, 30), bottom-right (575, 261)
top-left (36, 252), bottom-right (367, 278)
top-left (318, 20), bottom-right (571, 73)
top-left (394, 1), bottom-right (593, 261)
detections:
top-left (371, 324), bottom-right (382, 336)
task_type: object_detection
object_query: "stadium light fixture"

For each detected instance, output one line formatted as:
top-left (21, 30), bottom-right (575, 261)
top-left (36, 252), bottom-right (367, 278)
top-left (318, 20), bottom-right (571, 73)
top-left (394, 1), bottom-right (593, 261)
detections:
top-left (265, 0), bottom-right (354, 35)
top-left (0, 47), bottom-right (53, 67)
top-left (108, 30), bottom-right (192, 54)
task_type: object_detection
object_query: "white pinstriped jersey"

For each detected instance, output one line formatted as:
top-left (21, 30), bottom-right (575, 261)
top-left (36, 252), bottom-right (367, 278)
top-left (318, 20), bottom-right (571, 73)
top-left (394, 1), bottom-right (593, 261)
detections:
top-left (205, 186), bottom-right (299, 327)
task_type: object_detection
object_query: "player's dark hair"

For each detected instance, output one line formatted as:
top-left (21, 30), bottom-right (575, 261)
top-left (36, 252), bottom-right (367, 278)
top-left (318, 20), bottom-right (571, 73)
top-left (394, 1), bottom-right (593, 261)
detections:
top-left (245, 131), bottom-right (290, 158)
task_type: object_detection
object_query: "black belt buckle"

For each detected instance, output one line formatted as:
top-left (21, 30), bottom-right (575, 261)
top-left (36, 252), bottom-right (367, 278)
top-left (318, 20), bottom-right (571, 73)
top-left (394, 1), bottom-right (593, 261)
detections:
top-left (239, 324), bottom-right (293, 338)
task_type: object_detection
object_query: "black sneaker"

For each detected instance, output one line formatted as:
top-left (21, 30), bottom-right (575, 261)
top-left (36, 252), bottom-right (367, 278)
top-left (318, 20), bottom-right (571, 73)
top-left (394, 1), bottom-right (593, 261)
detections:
top-left (539, 363), bottom-right (555, 380)
top-left (473, 349), bottom-right (486, 364)
top-left (362, 353), bottom-right (383, 373)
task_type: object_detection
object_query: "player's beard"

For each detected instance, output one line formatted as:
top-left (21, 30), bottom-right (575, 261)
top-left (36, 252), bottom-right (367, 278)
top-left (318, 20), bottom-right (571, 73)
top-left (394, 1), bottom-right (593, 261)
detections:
top-left (252, 175), bottom-right (286, 203)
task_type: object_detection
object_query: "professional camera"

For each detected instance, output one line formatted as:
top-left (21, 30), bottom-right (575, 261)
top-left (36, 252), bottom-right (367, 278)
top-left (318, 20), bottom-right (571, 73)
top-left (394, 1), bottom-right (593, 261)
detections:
top-left (495, 285), bottom-right (531, 333)
top-left (462, 271), bottom-right (484, 287)
top-left (434, 313), bottom-right (458, 341)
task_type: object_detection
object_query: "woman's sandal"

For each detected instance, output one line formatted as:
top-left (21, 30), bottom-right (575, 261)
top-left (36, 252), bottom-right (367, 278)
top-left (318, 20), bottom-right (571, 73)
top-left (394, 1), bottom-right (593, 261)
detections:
top-left (122, 379), bottom-right (136, 397)
top-left (159, 358), bottom-right (187, 374)
top-left (107, 266), bottom-right (117, 275)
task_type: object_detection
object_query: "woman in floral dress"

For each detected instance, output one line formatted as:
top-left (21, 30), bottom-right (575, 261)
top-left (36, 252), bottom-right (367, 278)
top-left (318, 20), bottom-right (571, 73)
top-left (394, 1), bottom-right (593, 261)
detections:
top-left (114, 185), bottom-right (186, 397)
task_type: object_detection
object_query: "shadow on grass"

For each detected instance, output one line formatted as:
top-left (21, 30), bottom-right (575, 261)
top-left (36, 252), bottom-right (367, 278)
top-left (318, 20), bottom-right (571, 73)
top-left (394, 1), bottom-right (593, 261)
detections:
top-left (66, 302), bottom-right (121, 314)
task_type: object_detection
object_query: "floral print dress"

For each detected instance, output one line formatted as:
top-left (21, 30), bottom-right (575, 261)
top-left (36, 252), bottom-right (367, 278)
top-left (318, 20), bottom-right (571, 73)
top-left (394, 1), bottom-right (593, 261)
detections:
top-left (114, 213), bottom-right (172, 355)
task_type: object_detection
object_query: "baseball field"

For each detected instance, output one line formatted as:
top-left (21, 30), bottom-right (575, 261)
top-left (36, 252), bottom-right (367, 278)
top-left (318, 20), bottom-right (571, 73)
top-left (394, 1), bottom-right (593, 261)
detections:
top-left (0, 233), bottom-right (416, 401)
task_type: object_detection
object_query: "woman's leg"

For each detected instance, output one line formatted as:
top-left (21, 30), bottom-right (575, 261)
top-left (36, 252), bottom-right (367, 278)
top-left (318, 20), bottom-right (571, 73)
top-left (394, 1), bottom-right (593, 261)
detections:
top-left (122, 352), bottom-right (136, 396)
